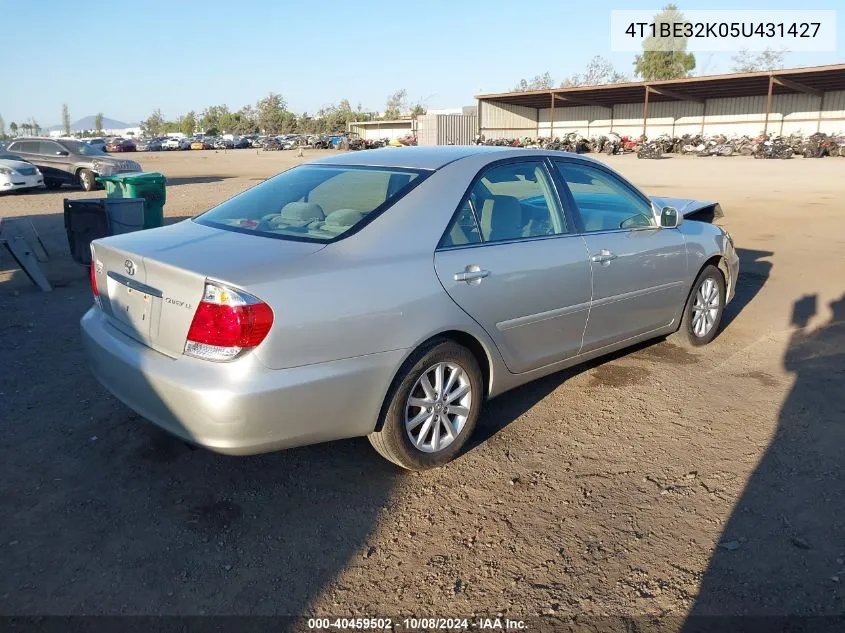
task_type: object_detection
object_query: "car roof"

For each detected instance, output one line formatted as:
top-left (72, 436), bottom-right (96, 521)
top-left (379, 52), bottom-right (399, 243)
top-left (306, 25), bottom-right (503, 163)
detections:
top-left (309, 145), bottom-right (601, 170)
top-left (310, 146), bottom-right (515, 169)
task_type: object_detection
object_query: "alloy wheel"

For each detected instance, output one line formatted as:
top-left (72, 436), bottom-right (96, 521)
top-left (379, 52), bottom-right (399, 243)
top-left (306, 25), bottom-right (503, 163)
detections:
top-left (691, 277), bottom-right (721, 338)
top-left (405, 362), bottom-right (472, 454)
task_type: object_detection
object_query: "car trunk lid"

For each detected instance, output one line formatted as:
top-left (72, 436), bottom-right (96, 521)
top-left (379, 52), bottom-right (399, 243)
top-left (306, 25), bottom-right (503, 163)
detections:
top-left (91, 220), bottom-right (324, 358)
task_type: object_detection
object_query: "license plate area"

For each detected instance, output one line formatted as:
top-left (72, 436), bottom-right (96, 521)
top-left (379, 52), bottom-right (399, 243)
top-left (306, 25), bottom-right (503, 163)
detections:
top-left (106, 271), bottom-right (162, 340)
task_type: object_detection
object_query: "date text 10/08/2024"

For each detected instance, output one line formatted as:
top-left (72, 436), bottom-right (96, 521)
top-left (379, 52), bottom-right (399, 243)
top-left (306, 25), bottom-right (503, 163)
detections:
top-left (307, 617), bottom-right (528, 630)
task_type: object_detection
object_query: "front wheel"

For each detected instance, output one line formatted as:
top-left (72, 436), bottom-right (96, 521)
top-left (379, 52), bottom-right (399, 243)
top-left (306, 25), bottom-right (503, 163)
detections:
top-left (78, 169), bottom-right (96, 191)
top-left (670, 265), bottom-right (726, 347)
top-left (368, 340), bottom-right (483, 470)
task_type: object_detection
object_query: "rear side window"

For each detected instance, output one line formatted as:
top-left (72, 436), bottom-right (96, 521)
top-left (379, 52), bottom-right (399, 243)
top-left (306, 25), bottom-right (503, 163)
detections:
top-left (196, 165), bottom-right (427, 242)
top-left (9, 141), bottom-right (38, 153)
top-left (440, 200), bottom-right (482, 248)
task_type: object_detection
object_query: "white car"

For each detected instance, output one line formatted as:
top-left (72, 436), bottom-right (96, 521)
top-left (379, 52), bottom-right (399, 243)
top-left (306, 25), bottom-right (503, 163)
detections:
top-left (0, 157), bottom-right (44, 193)
top-left (163, 138), bottom-right (182, 150)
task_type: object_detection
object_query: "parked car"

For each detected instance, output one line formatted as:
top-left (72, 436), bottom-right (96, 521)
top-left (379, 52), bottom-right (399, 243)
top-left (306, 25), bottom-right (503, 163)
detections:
top-left (214, 137), bottom-right (234, 150)
top-left (6, 137), bottom-right (141, 191)
top-left (82, 147), bottom-right (738, 469)
top-left (0, 156), bottom-right (43, 193)
top-left (234, 136), bottom-right (252, 149)
top-left (162, 137), bottom-right (181, 150)
top-left (307, 135), bottom-right (332, 149)
top-left (262, 137), bottom-right (282, 151)
top-left (86, 138), bottom-right (107, 151)
top-left (252, 136), bottom-right (267, 148)
top-left (178, 138), bottom-right (193, 151)
top-left (105, 138), bottom-right (137, 152)
top-left (136, 138), bottom-right (163, 152)
top-left (190, 140), bottom-right (210, 150)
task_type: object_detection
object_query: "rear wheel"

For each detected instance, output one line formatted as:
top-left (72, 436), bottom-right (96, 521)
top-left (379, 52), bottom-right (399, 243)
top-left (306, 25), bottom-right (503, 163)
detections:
top-left (369, 340), bottom-right (483, 470)
top-left (670, 264), bottom-right (726, 347)
top-left (78, 169), bottom-right (96, 191)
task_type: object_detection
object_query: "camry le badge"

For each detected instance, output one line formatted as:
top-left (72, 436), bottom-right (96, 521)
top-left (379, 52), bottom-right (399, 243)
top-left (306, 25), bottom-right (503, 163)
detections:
top-left (124, 259), bottom-right (136, 276)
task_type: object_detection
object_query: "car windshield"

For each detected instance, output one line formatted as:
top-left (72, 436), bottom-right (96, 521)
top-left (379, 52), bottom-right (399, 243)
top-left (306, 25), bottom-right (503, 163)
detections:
top-left (196, 164), bottom-right (427, 242)
top-left (62, 140), bottom-right (106, 156)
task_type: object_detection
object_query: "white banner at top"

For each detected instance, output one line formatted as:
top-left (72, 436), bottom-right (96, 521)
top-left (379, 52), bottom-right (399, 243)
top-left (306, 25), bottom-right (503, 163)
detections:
top-left (610, 10), bottom-right (837, 52)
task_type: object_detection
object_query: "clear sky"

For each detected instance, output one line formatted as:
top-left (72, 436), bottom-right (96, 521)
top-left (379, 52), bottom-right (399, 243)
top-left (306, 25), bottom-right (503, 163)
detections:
top-left (2, 0), bottom-right (842, 127)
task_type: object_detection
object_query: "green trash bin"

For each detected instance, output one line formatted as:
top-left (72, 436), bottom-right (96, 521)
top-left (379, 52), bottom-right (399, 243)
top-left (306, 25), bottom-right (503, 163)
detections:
top-left (96, 172), bottom-right (167, 229)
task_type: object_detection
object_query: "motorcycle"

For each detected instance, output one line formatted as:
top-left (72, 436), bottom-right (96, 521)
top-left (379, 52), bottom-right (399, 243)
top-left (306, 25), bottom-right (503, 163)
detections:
top-left (636, 138), bottom-right (663, 159)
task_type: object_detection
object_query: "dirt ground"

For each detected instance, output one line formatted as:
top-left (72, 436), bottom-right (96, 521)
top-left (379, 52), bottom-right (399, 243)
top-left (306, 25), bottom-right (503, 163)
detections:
top-left (1, 148), bottom-right (843, 628)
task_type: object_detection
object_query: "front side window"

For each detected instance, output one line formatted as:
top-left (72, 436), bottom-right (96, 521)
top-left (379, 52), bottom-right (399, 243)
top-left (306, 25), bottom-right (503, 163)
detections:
top-left (554, 162), bottom-right (655, 232)
top-left (471, 161), bottom-right (567, 243)
top-left (196, 165), bottom-right (426, 242)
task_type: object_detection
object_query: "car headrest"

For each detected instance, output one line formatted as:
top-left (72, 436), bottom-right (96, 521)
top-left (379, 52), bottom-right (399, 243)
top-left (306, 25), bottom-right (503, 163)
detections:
top-left (480, 195), bottom-right (522, 240)
top-left (280, 202), bottom-right (325, 227)
top-left (320, 208), bottom-right (364, 235)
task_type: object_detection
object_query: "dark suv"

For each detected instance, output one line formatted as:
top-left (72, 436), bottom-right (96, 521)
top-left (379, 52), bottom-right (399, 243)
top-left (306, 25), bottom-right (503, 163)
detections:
top-left (5, 138), bottom-right (142, 191)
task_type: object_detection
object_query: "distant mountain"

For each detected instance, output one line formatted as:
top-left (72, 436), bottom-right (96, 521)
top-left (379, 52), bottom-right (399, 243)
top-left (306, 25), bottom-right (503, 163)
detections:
top-left (47, 115), bottom-right (134, 131)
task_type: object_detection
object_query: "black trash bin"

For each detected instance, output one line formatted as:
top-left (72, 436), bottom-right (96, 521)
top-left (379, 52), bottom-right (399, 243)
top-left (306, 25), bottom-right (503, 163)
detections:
top-left (64, 199), bottom-right (109, 265)
top-left (63, 198), bottom-right (145, 265)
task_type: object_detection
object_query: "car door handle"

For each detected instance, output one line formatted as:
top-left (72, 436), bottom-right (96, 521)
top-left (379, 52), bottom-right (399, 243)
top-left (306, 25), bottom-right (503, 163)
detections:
top-left (454, 266), bottom-right (490, 283)
top-left (590, 250), bottom-right (618, 264)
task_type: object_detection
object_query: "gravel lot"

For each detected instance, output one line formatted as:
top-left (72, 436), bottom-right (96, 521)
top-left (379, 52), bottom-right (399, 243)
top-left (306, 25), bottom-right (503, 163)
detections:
top-left (1, 149), bottom-right (843, 624)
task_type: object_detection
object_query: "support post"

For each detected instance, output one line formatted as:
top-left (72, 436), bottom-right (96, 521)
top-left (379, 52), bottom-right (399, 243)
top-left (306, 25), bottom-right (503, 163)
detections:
top-left (549, 92), bottom-right (555, 139)
top-left (763, 75), bottom-right (774, 135)
top-left (477, 100), bottom-right (482, 138)
top-left (642, 85), bottom-right (650, 138)
top-left (816, 92), bottom-right (826, 134)
top-left (700, 98), bottom-right (707, 135)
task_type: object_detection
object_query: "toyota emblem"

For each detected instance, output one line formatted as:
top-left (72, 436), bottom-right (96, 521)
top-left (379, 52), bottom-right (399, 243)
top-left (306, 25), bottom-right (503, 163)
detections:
top-left (124, 259), bottom-right (136, 276)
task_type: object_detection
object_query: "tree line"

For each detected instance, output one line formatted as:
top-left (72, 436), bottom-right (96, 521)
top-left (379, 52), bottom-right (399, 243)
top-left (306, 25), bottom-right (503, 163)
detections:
top-left (512, 4), bottom-right (787, 91)
top-left (140, 89), bottom-right (424, 137)
top-left (0, 89), bottom-right (424, 141)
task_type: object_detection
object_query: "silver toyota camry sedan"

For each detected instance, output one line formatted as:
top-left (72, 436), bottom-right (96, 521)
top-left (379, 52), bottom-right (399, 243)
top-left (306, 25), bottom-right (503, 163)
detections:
top-left (82, 146), bottom-right (739, 470)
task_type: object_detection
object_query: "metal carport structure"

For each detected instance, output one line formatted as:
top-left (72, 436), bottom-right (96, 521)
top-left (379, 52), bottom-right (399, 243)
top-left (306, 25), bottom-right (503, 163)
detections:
top-left (475, 64), bottom-right (845, 139)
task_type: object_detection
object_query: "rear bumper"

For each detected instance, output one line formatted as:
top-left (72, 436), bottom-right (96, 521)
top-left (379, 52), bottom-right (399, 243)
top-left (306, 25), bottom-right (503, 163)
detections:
top-left (81, 307), bottom-right (405, 455)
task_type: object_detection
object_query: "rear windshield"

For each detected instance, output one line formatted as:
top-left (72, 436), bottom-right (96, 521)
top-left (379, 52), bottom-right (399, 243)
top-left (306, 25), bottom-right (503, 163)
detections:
top-left (195, 165), bottom-right (427, 242)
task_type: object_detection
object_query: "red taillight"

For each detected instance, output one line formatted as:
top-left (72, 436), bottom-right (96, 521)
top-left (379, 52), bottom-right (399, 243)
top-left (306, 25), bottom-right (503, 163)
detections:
top-left (90, 261), bottom-right (99, 298)
top-left (184, 283), bottom-right (273, 361)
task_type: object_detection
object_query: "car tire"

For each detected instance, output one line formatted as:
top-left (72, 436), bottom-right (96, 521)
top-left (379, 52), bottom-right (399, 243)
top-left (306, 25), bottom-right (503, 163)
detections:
top-left (670, 264), bottom-right (726, 347)
top-left (78, 169), bottom-right (96, 192)
top-left (44, 178), bottom-right (62, 190)
top-left (368, 339), bottom-right (483, 470)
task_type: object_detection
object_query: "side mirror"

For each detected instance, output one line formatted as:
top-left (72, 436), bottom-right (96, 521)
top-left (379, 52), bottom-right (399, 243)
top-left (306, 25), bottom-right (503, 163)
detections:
top-left (660, 206), bottom-right (682, 228)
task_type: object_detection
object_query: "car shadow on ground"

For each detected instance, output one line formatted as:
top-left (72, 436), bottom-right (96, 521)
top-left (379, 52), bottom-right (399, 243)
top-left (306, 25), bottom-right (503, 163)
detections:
top-left (470, 250), bottom-right (767, 451)
top-left (721, 247), bottom-right (773, 330)
top-left (468, 339), bottom-right (661, 452)
top-left (682, 293), bottom-right (845, 628)
top-left (0, 270), bottom-right (404, 617)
